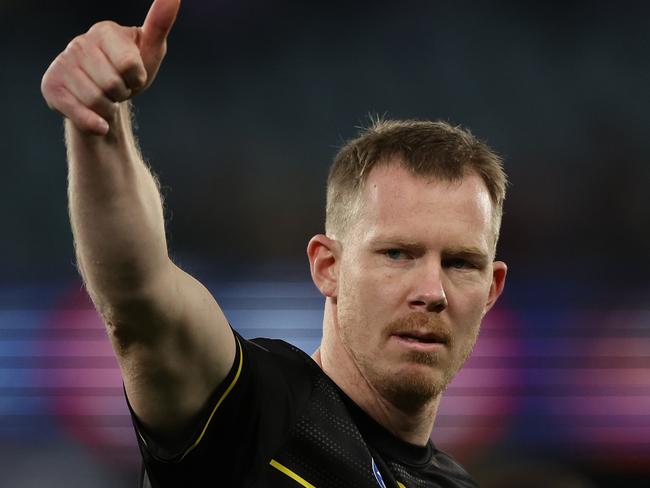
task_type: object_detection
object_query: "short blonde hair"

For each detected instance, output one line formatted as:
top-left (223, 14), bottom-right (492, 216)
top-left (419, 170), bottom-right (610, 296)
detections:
top-left (326, 119), bottom-right (507, 245)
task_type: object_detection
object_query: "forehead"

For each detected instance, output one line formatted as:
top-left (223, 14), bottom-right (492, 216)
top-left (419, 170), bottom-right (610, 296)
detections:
top-left (354, 163), bottom-right (494, 250)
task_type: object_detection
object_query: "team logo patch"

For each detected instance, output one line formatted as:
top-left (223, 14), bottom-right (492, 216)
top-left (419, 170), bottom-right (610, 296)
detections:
top-left (371, 457), bottom-right (387, 488)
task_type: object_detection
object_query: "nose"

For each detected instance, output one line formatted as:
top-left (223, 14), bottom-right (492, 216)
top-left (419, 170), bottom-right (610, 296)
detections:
top-left (408, 263), bottom-right (448, 313)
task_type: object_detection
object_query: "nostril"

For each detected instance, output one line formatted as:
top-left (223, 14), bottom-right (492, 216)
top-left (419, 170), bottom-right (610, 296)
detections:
top-left (428, 301), bottom-right (447, 313)
top-left (426, 296), bottom-right (448, 313)
top-left (411, 288), bottom-right (447, 313)
top-left (409, 298), bottom-right (446, 313)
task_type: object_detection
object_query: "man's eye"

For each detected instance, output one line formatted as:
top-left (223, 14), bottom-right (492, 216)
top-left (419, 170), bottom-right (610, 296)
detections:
top-left (385, 249), bottom-right (406, 260)
top-left (445, 258), bottom-right (473, 269)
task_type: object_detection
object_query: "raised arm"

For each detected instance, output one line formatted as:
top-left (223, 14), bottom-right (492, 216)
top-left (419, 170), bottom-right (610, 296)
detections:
top-left (41, 0), bottom-right (235, 442)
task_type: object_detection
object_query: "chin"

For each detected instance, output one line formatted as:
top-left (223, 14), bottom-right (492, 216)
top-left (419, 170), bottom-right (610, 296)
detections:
top-left (378, 364), bottom-right (449, 413)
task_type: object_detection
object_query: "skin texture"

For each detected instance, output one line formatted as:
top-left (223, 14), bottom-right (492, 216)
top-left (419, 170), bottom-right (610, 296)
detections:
top-left (42, 0), bottom-right (237, 444)
top-left (42, 0), bottom-right (506, 450)
top-left (41, 0), bottom-right (180, 134)
top-left (309, 163), bottom-right (507, 445)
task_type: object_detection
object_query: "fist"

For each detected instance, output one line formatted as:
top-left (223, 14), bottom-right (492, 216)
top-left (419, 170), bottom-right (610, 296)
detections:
top-left (41, 0), bottom-right (180, 135)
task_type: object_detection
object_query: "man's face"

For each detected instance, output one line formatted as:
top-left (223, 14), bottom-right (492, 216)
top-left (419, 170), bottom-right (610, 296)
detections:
top-left (333, 162), bottom-right (506, 410)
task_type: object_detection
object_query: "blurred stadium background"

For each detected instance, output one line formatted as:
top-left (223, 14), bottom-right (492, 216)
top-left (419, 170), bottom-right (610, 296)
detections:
top-left (1, 0), bottom-right (649, 486)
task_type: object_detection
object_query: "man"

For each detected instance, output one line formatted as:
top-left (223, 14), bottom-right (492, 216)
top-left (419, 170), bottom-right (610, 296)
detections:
top-left (41, 0), bottom-right (507, 486)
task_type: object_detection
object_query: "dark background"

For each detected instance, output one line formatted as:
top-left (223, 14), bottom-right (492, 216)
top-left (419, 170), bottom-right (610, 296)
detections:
top-left (1, 0), bottom-right (648, 486)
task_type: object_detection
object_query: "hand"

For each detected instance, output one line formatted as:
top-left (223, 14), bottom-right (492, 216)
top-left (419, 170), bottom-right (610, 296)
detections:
top-left (41, 0), bottom-right (180, 135)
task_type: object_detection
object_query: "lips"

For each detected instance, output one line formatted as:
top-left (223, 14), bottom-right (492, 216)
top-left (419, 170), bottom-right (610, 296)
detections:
top-left (393, 329), bottom-right (449, 345)
top-left (398, 334), bottom-right (440, 344)
top-left (386, 312), bottom-right (452, 349)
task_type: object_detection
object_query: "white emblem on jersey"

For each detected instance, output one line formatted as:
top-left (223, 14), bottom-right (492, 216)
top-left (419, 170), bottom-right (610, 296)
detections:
top-left (371, 457), bottom-right (388, 488)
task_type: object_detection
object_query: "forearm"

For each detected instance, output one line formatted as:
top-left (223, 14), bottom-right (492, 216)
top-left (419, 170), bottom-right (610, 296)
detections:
top-left (67, 102), bottom-right (170, 307)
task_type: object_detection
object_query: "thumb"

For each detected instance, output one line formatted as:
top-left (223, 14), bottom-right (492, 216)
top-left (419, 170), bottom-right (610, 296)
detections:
top-left (139, 0), bottom-right (180, 70)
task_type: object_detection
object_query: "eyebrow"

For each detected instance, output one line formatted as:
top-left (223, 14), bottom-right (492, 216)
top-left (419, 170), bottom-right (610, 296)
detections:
top-left (370, 238), bottom-right (425, 250)
top-left (442, 246), bottom-right (491, 265)
top-left (371, 238), bottom-right (490, 262)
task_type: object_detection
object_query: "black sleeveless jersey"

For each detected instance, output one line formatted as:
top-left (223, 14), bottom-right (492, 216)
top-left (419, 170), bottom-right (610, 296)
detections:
top-left (130, 331), bottom-right (478, 488)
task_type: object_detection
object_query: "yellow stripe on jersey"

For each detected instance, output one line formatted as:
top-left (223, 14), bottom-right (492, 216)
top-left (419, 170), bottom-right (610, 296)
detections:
top-left (179, 334), bottom-right (244, 461)
top-left (270, 459), bottom-right (317, 488)
top-left (397, 482), bottom-right (407, 488)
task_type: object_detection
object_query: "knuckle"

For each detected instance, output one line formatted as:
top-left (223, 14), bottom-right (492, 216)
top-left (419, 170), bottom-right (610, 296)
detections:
top-left (104, 76), bottom-right (122, 94)
top-left (42, 79), bottom-right (66, 108)
top-left (114, 51), bottom-right (140, 73)
top-left (89, 20), bottom-right (119, 35)
top-left (133, 70), bottom-right (147, 89)
top-left (40, 71), bottom-right (54, 96)
top-left (104, 77), bottom-right (129, 101)
top-left (50, 83), bottom-right (67, 102)
top-left (65, 35), bottom-right (87, 56)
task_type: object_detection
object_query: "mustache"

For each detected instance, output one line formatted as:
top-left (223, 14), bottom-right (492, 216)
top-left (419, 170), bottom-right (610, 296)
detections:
top-left (386, 312), bottom-right (452, 345)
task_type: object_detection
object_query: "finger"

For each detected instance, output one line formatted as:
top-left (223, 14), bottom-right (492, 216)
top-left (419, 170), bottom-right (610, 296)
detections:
top-left (49, 85), bottom-right (109, 135)
top-left (78, 45), bottom-right (132, 102)
top-left (141, 0), bottom-right (181, 51)
top-left (96, 27), bottom-right (148, 91)
top-left (41, 53), bottom-right (113, 134)
top-left (61, 65), bottom-right (118, 123)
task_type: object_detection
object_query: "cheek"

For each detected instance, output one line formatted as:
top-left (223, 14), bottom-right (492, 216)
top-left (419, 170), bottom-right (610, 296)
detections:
top-left (340, 256), bottom-right (386, 302)
top-left (448, 282), bottom-right (490, 325)
top-left (337, 268), bottom-right (393, 341)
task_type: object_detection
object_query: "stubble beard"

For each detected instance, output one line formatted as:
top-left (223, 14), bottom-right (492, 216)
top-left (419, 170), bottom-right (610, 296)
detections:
top-left (348, 312), bottom-right (480, 413)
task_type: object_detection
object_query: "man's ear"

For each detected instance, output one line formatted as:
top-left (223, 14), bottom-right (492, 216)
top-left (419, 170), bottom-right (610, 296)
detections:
top-left (307, 234), bottom-right (339, 298)
top-left (483, 260), bottom-right (507, 315)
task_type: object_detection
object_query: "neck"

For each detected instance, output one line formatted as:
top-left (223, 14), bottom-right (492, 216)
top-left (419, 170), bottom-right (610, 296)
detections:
top-left (312, 302), bottom-right (441, 446)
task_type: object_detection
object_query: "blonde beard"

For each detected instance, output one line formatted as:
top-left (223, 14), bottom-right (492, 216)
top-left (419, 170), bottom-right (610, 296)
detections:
top-left (344, 312), bottom-right (480, 413)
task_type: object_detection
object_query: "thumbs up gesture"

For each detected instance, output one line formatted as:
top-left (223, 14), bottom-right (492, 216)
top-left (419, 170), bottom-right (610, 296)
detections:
top-left (41, 0), bottom-right (181, 135)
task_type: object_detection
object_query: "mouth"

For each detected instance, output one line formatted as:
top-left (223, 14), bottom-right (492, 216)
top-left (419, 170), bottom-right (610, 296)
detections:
top-left (391, 330), bottom-right (448, 351)
top-left (394, 330), bottom-right (447, 344)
